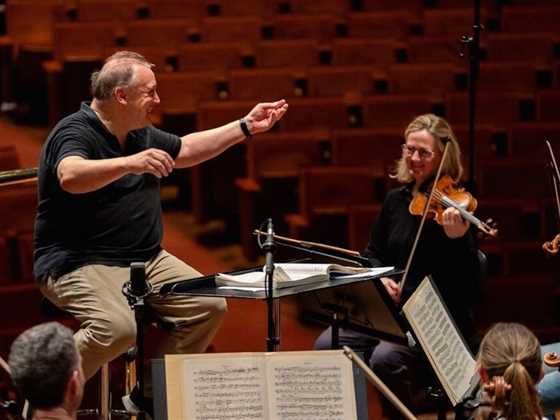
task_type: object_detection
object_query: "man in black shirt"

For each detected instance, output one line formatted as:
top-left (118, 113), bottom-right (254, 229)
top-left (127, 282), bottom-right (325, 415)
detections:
top-left (34, 51), bottom-right (288, 412)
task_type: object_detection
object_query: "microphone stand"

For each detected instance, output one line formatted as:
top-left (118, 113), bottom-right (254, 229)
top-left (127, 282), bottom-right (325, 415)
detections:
top-left (261, 219), bottom-right (280, 352)
top-left (122, 262), bottom-right (152, 418)
top-left (460, 0), bottom-right (482, 193)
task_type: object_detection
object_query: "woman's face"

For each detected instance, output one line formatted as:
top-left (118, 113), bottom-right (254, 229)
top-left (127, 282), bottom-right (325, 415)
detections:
top-left (403, 129), bottom-right (441, 186)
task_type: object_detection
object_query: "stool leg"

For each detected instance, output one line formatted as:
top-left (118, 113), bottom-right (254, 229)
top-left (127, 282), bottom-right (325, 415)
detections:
top-left (99, 363), bottom-right (110, 420)
top-left (126, 354), bottom-right (137, 420)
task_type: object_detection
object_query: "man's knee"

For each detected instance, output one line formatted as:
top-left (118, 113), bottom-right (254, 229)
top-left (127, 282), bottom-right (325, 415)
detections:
top-left (85, 315), bottom-right (137, 352)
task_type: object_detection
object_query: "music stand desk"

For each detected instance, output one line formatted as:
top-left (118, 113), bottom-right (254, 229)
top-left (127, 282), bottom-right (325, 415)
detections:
top-left (159, 268), bottom-right (402, 300)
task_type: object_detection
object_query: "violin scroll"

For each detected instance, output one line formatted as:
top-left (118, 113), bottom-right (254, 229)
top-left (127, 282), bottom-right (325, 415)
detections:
top-left (544, 351), bottom-right (560, 368)
top-left (543, 234), bottom-right (560, 255)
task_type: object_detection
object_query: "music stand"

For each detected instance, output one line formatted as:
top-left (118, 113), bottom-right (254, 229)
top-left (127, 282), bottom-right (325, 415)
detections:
top-left (159, 267), bottom-right (400, 351)
top-left (299, 271), bottom-right (408, 349)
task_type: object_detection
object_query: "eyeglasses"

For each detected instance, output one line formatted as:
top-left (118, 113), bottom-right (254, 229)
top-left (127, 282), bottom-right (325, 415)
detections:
top-left (401, 144), bottom-right (435, 160)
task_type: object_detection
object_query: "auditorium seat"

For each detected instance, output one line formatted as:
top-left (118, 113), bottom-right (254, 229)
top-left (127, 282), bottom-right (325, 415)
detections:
top-left (104, 46), bottom-right (178, 72)
top-left (355, 0), bottom-right (423, 12)
top-left (502, 6), bottom-right (560, 34)
top-left (484, 33), bottom-right (555, 64)
top-left (288, 0), bottom-right (351, 15)
top-left (0, 182), bottom-right (37, 240)
top-left (308, 66), bottom-right (376, 97)
top-left (179, 42), bottom-right (245, 71)
top-left (205, 0), bottom-right (278, 17)
top-left (157, 71), bottom-right (225, 114)
top-left (347, 204), bottom-right (381, 252)
top-left (387, 63), bottom-right (457, 94)
top-left (509, 123), bottom-right (560, 157)
top-left (61, 0), bottom-right (141, 22)
top-left (0, 145), bottom-right (22, 171)
top-left (331, 128), bottom-right (400, 176)
top-left (201, 16), bottom-right (263, 43)
top-left (331, 38), bottom-right (403, 67)
top-left (124, 19), bottom-right (196, 49)
top-left (422, 8), bottom-right (487, 36)
top-left (236, 130), bottom-right (332, 259)
top-left (144, 0), bottom-right (207, 20)
top-left (5, 0), bottom-right (62, 48)
top-left (52, 22), bottom-right (118, 59)
top-left (477, 159), bottom-right (547, 200)
top-left (406, 36), bottom-right (466, 64)
top-left (271, 14), bottom-right (339, 42)
top-left (256, 40), bottom-right (319, 68)
top-left (279, 97), bottom-right (357, 131)
top-left (345, 11), bottom-right (414, 39)
top-left (476, 198), bottom-right (540, 242)
top-left (453, 124), bottom-right (502, 162)
top-left (362, 95), bottom-right (435, 129)
top-left (478, 62), bottom-right (546, 92)
top-left (16, 233), bottom-right (34, 282)
top-left (228, 68), bottom-right (303, 100)
top-left (446, 92), bottom-right (532, 125)
top-left (538, 90), bottom-right (560, 122)
top-left (285, 166), bottom-right (382, 242)
top-left (0, 237), bottom-right (11, 284)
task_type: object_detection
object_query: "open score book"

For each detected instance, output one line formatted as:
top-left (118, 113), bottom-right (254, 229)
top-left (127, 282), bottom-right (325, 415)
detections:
top-left (402, 277), bottom-right (479, 406)
top-left (215, 263), bottom-right (394, 289)
top-left (164, 350), bottom-right (358, 420)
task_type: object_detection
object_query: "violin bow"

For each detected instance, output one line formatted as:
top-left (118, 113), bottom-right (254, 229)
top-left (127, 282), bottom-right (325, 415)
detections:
top-left (253, 229), bottom-right (362, 257)
top-left (546, 141), bottom-right (560, 224)
top-left (399, 140), bottom-right (452, 294)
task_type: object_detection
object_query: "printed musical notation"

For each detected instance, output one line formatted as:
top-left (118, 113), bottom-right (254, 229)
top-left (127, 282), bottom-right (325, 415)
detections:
top-left (402, 277), bottom-right (477, 406)
top-left (175, 351), bottom-right (358, 420)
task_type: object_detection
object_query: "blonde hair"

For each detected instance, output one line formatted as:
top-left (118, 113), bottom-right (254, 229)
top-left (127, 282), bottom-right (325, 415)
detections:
top-left (477, 322), bottom-right (543, 420)
top-left (391, 114), bottom-right (463, 184)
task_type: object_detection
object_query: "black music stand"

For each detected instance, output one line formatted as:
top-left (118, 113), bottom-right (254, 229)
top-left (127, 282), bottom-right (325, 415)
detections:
top-left (159, 267), bottom-right (400, 351)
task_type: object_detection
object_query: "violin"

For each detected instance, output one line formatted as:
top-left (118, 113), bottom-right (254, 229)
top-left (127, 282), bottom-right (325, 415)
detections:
top-left (409, 175), bottom-right (498, 238)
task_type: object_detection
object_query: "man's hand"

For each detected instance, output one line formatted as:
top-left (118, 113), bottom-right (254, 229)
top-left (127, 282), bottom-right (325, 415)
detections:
top-left (380, 277), bottom-right (401, 304)
top-left (125, 148), bottom-right (175, 178)
top-left (244, 99), bottom-right (289, 135)
top-left (441, 207), bottom-right (470, 239)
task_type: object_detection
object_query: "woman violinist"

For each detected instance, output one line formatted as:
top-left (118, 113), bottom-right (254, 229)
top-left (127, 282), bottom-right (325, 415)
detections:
top-left (315, 113), bottom-right (482, 417)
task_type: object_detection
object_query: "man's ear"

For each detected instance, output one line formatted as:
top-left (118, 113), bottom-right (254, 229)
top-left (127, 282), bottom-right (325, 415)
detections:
top-left (65, 369), bottom-right (83, 407)
top-left (114, 86), bottom-right (127, 105)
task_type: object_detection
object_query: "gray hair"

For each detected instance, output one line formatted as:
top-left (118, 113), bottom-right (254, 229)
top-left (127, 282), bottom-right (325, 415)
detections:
top-left (91, 50), bottom-right (154, 100)
top-left (8, 322), bottom-right (79, 409)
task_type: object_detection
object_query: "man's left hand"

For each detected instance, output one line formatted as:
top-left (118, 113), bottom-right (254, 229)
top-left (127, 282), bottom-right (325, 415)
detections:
top-left (244, 99), bottom-right (289, 135)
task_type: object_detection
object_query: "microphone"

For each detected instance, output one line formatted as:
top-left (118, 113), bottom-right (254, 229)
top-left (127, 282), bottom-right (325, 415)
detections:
top-left (262, 218), bottom-right (275, 252)
top-left (130, 262), bottom-right (149, 297)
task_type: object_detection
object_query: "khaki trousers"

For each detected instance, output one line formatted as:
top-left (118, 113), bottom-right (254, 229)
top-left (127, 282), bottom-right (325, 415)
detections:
top-left (40, 250), bottom-right (227, 381)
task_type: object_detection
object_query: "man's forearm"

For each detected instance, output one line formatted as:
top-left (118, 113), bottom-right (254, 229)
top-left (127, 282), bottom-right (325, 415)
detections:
top-left (176, 120), bottom-right (246, 168)
top-left (57, 156), bottom-right (130, 194)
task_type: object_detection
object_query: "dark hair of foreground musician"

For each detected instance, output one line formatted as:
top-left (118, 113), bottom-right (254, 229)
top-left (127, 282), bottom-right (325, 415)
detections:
top-left (33, 50), bottom-right (288, 415)
top-left (315, 113), bottom-right (482, 417)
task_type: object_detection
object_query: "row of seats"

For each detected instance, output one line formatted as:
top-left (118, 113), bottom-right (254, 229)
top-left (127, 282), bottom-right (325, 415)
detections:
top-left (7, 0), bottom-right (560, 50)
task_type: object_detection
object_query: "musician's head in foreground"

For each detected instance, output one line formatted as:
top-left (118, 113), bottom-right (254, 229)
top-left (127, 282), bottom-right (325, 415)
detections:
top-left (392, 113), bottom-right (463, 186)
top-left (476, 322), bottom-right (544, 420)
top-left (9, 322), bottom-right (84, 419)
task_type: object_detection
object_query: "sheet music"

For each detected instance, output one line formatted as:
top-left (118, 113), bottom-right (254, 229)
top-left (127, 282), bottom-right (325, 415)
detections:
top-left (182, 356), bottom-right (268, 420)
top-left (402, 277), bottom-right (476, 406)
top-left (267, 351), bottom-right (357, 420)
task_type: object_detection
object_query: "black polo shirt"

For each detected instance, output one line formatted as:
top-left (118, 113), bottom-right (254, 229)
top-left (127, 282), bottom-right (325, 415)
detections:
top-left (33, 102), bottom-right (182, 282)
